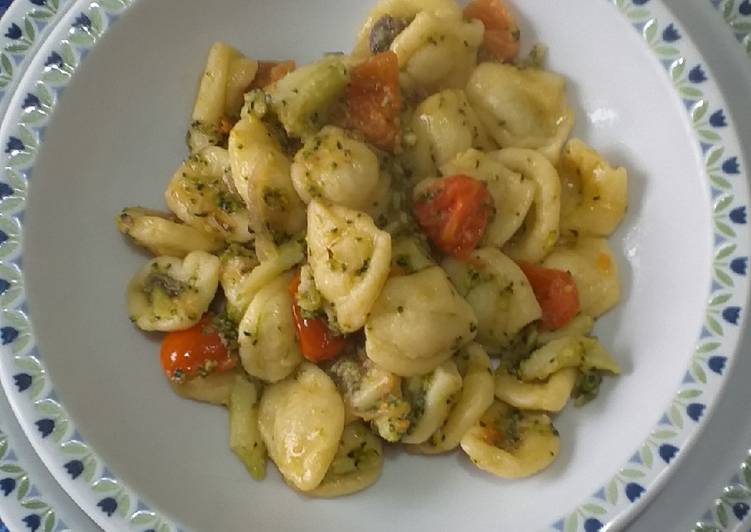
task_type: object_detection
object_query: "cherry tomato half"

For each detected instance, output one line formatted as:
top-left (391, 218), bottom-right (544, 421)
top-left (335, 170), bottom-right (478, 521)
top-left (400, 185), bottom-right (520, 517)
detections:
top-left (464, 0), bottom-right (521, 63)
top-left (251, 60), bottom-right (296, 89)
top-left (288, 272), bottom-right (347, 363)
top-left (413, 174), bottom-right (493, 259)
top-left (517, 261), bottom-right (580, 330)
top-left (160, 317), bottom-right (235, 384)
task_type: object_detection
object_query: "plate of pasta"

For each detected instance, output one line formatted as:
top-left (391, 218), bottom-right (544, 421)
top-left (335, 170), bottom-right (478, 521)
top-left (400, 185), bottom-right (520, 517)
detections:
top-left (0, 0), bottom-right (748, 530)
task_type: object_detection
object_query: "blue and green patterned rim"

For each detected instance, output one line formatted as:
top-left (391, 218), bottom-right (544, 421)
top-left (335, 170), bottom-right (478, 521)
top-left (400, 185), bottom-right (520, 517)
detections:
top-left (709, 0), bottom-right (751, 58)
top-left (689, 3), bottom-right (751, 531)
top-left (694, 449), bottom-right (751, 532)
top-left (0, 426), bottom-right (70, 532)
top-left (0, 1), bottom-right (78, 531)
top-left (551, 3), bottom-right (749, 530)
top-left (0, 0), bottom-right (748, 531)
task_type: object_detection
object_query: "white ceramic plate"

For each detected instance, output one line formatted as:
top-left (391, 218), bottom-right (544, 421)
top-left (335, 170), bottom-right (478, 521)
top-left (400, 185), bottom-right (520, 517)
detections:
top-left (0, 1), bottom-right (102, 530)
top-left (0, 387), bottom-right (98, 532)
top-left (635, 2), bottom-right (751, 531)
top-left (0, 1), bottom-right (749, 531)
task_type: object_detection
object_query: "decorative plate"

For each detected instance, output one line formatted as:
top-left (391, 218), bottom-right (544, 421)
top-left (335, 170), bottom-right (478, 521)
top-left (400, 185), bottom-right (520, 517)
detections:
top-left (687, 2), bottom-right (751, 531)
top-left (0, 0), bottom-right (749, 531)
top-left (0, 0), bottom-right (96, 531)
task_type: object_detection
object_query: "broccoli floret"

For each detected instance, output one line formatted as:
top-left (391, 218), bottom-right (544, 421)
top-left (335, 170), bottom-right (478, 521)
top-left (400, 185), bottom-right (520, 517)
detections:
top-left (269, 56), bottom-right (349, 138)
top-left (370, 395), bottom-right (411, 442)
top-left (296, 264), bottom-right (323, 316)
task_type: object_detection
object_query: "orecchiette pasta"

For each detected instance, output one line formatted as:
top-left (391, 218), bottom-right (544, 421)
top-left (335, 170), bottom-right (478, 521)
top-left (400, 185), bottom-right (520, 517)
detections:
top-left (221, 239), bottom-right (304, 320)
top-left (118, 0), bottom-right (632, 494)
top-left (238, 272), bottom-right (304, 383)
top-left (466, 62), bottom-right (574, 162)
top-left (308, 421), bottom-right (384, 498)
top-left (116, 207), bottom-right (224, 258)
top-left (291, 126), bottom-right (387, 213)
top-left (542, 237), bottom-right (620, 318)
top-left (258, 363), bottom-right (345, 491)
top-left (558, 138), bottom-right (628, 238)
top-left (127, 250), bottom-right (220, 332)
top-left (390, 235), bottom-right (434, 274)
top-left (581, 339), bottom-right (622, 374)
top-left (188, 43), bottom-right (258, 153)
top-left (225, 55), bottom-right (259, 119)
top-left (327, 351), bottom-right (411, 441)
top-left (441, 149), bottom-right (535, 248)
top-left (460, 400), bottom-right (560, 479)
top-left (518, 337), bottom-right (582, 381)
top-left (536, 313), bottom-right (594, 345)
top-left (401, 361), bottom-right (462, 444)
top-left (165, 147), bottom-right (253, 242)
top-left (490, 148), bottom-right (561, 262)
top-left (413, 343), bottom-right (494, 454)
top-left (518, 336), bottom-right (621, 382)
top-left (192, 42), bottom-right (258, 123)
top-left (390, 11), bottom-right (484, 93)
top-left (364, 165), bottom-right (393, 220)
top-left (351, 0), bottom-right (462, 58)
top-left (494, 367), bottom-right (576, 412)
top-left (219, 247), bottom-right (260, 321)
top-left (187, 122), bottom-right (228, 158)
top-left (192, 42), bottom-right (234, 125)
top-left (406, 90), bottom-right (495, 180)
top-left (365, 266), bottom-right (478, 376)
top-left (328, 352), bottom-right (400, 415)
top-left (228, 376), bottom-right (267, 480)
top-left (307, 200), bottom-right (392, 333)
top-left (229, 114), bottom-right (306, 238)
top-left (171, 369), bottom-right (239, 406)
top-left (443, 248), bottom-right (541, 351)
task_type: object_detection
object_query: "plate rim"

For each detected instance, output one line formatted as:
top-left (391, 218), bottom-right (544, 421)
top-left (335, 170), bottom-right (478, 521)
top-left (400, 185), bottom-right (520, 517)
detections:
top-left (0, 405), bottom-right (71, 532)
top-left (689, 3), bottom-right (751, 530)
top-left (0, 0), bottom-right (748, 531)
top-left (0, 0), bottom-right (84, 530)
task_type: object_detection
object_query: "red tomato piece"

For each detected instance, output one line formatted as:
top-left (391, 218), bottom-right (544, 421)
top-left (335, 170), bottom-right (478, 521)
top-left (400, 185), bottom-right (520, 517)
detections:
top-left (517, 261), bottom-right (580, 330)
top-left (347, 51), bottom-right (401, 151)
top-left (288, 272), bottom-right (346, 363)
top-left (464, 0), bottom-right (521, 63)
top-left (482, 426), bottom-right (504, 447)
top-left (160, 317), bottom-right (235, 384)
top-left (251, 60), bottom-right (296, 88)
top-left (413, 174), bottom-right (494, 259)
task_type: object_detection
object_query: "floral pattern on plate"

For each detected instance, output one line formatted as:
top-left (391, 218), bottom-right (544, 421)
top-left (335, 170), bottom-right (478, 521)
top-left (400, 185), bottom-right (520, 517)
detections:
top-left (552, 3), bottom-right (749, 531)
top-left (688, 2), bottom-right (751, 530)
top-left (0, 1), bottom-right (83, 531)
top-left (692, 450), bottom-right (751, 531)
top-left (709, 0), bottom-right (751, 58)
top-left (0, 0), bottom-right (68, 97)
top-left (0, 425), bottom-right (71, 532)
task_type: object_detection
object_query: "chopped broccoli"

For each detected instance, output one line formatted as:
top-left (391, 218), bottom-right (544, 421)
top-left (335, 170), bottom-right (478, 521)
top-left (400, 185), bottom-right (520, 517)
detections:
top-left (269, 56), bottom-right (349, 138)
top-left (572, 370), bottom-right (603, 407)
